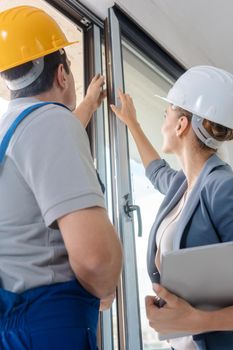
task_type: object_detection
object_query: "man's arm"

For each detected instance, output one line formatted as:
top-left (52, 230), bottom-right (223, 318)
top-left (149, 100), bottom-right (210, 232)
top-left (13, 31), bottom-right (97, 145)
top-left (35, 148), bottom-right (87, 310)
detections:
top-left (74, 74), bottom-right (106, 127)
top-left (58, 206), bottom-right (123, 299)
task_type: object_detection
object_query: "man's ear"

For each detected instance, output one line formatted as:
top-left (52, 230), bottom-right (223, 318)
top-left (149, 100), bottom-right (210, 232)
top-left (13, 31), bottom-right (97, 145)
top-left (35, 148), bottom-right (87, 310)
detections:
top-left (55, 63), bottom-right (68, 89)
top-left (176, 116), bottom-right (189, 136)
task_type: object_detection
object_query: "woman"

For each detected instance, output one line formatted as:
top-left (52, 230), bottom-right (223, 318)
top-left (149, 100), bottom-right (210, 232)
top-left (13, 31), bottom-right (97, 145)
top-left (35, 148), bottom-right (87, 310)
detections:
top-left (111, 65), bottom-right (233, 350)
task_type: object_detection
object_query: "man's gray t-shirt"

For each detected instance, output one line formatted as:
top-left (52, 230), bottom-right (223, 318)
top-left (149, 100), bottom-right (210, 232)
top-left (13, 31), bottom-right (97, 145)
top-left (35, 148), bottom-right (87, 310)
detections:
top-left (0, 98), bottom-right (105, 293)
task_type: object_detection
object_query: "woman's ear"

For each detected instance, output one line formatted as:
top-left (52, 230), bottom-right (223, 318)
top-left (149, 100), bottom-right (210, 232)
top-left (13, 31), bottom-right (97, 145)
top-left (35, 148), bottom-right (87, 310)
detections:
top-left (55, 63), bottom-right (68, 89)
top-left (176, 116), bottom-right (190, 136)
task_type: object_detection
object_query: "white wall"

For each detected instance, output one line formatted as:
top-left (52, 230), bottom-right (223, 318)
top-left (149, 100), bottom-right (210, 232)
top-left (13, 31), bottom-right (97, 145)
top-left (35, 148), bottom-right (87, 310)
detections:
top-left (80, 0), bottom-right (213, 70)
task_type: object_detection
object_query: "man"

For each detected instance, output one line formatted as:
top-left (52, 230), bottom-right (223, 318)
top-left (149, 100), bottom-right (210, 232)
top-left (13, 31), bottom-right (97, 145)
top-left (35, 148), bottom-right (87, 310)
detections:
top-left (0, 5), bottom-right (122, 350)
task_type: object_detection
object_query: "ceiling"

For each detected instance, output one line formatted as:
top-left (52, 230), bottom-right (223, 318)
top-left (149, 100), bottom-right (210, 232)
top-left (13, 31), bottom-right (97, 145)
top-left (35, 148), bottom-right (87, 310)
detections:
top-left (81, 0), bottom-right (233, 74)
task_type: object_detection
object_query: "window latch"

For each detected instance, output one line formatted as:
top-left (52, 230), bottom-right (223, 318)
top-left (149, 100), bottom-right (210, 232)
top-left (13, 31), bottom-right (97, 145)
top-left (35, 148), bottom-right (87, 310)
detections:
top-left (123, 194), bottom-right (142, 237)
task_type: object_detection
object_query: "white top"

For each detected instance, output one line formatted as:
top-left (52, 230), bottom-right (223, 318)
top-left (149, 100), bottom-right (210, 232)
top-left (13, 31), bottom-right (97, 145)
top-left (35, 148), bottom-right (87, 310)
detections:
top-left (155, 190), bottom-right (197, 350)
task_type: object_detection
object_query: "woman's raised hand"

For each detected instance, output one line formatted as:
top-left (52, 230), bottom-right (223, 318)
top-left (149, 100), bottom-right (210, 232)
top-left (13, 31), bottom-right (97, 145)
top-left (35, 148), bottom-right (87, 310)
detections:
top-left (110, 89), bottom-right (138, 127)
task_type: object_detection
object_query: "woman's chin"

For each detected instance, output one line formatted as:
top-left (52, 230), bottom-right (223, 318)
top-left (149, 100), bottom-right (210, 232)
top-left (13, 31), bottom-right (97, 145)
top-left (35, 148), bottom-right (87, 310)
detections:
top-left (162, 146), bottom-right (173, 155)
top-left (161, 145), bottom-right (169, 153)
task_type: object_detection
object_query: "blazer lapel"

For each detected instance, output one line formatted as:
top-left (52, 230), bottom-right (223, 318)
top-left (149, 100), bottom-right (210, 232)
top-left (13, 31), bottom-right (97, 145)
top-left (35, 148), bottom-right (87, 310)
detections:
top-left (173, 154), bottom-right (226, 249)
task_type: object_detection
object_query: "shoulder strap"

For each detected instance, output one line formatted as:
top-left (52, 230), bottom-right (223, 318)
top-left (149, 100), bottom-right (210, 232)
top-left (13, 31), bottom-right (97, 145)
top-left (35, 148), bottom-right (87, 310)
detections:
top-left (0, 101), bottom-right (68, 163)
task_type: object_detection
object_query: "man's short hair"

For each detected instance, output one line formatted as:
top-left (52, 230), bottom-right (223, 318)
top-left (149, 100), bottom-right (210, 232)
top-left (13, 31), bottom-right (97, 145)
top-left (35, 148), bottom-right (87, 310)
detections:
top-left (0, 50), bottom-right (70, 99)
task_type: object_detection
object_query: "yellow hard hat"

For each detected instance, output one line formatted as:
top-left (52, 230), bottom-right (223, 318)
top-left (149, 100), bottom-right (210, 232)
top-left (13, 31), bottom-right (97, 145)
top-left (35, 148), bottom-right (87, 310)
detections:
top-left (0, 6), bottom-right (78, 72)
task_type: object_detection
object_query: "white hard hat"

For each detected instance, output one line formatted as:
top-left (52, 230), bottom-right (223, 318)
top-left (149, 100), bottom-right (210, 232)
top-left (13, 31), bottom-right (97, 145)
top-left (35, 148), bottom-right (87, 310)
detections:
top-left (156, 65), bottom-right (233, 129)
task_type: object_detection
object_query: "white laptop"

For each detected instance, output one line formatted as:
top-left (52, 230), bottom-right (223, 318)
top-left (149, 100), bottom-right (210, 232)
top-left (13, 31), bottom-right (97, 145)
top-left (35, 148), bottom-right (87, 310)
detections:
top-left (158, 241), bottom-right (233, 340)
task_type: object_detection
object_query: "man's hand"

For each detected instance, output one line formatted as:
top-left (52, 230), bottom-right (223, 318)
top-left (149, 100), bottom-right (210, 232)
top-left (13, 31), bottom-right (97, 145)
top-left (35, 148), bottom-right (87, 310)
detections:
top-left (74, 74), bottom-right (106, 127)
top-left (85, 74), bottom-right (106, 112)
top-left (100, 293), bottom-right (116, 311)
top-left (145, 284), bottom-right (203, 336)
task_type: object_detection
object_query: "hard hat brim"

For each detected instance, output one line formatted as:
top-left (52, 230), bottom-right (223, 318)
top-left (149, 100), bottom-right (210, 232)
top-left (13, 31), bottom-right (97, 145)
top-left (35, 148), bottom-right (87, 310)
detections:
top-left (1, 40), bottom-right (79, 72)
top-left (154, 94), bottom-right (172, 104)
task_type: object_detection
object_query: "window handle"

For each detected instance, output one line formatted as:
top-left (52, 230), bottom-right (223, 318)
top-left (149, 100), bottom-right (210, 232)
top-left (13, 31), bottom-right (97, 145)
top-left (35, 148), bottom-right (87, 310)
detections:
top-left (123, 194), bottom-right (143, 237)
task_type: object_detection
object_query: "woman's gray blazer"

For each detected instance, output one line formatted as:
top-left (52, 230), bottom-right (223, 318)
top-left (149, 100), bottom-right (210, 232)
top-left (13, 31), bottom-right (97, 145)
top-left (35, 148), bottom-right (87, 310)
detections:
top-left (146, 154), bottom-right (233, 350)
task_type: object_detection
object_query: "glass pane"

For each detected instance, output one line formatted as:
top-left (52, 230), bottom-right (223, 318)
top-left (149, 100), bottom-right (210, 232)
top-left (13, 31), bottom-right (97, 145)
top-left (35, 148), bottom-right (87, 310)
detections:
top-left (122, 42), bottom-right (180, 350)
top-left (0, 0), bottom-right (83, 109)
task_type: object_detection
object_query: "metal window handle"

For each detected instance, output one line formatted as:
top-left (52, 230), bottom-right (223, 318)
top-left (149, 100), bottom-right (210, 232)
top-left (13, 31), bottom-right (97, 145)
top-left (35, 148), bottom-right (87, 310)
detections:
top-left (123, 194), bottom-right (143, 237)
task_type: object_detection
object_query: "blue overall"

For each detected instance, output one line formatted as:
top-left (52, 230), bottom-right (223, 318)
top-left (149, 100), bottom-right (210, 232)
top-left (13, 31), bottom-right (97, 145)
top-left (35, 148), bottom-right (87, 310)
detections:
top-left (0, 102), bottom-right (100, 350)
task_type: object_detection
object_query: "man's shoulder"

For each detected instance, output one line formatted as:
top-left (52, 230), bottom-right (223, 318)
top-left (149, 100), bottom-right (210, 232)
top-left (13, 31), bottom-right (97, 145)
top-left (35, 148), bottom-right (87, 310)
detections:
top-left (6, 101), bottom-right (86, 158)
top-left (13, 102), bottom-right (81, 136)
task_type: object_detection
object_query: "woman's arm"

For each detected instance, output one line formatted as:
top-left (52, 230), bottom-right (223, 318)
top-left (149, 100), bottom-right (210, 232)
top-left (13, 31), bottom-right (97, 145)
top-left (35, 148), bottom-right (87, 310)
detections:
top-left (206, 174), bottom-right (233, 242)
top-left (145, 284), bottom-right (233, 336)
top-left (110, 89), bottom-right (160, 168)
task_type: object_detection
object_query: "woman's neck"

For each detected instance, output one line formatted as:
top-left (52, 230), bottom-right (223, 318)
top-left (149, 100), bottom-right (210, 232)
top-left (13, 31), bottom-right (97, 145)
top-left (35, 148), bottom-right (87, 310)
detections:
top-left (178, 148), bottom-right (215, 189)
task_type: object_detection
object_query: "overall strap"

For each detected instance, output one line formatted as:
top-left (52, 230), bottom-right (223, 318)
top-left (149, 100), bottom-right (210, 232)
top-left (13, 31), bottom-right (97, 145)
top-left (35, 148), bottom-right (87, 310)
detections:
top-left (0, 102), bottom-right (68, 163)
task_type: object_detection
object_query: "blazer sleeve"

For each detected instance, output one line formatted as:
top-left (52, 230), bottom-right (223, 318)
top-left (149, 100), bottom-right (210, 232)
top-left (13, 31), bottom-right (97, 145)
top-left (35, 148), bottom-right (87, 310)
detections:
top-left (204, 173), bottom-right (233, 242)
top-left (145, 159), bottom-right (178, 195)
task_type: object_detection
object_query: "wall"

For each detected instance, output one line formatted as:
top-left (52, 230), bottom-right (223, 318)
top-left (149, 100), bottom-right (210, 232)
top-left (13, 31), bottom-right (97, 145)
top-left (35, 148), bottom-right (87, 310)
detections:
top-left (80, 0), bottom-right (213, 69)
